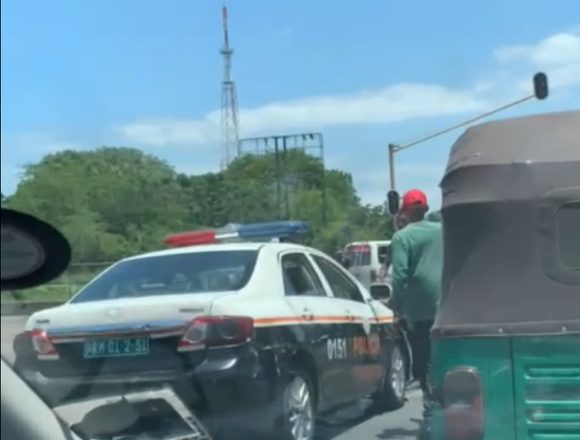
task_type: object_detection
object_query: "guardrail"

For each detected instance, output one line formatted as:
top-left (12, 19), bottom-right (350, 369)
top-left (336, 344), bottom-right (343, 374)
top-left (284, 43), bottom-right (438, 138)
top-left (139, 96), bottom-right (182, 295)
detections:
top-left (1, 301), bottom-right (64, 316)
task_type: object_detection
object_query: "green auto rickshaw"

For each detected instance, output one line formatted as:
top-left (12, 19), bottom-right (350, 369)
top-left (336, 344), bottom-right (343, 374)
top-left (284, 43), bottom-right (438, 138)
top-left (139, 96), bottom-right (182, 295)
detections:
top-left (430, 110), bottom-right (580, 440)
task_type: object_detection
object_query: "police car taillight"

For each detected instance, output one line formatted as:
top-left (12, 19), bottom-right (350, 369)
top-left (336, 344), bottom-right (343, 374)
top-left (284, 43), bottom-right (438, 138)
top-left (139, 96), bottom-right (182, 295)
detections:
top-left (178, 316), bottom-right (254, 352)
top-left (30, 329), bottom-right (59, 360)
top-left (443, 367), bottom-right (484, 440)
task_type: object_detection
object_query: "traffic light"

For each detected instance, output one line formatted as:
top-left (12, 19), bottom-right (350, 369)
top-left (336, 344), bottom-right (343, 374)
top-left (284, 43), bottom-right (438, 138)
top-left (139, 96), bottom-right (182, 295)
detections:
top-left (387, 190), bottom-right (400, 215)
top-left (533, 72), bottom-right (549, 100)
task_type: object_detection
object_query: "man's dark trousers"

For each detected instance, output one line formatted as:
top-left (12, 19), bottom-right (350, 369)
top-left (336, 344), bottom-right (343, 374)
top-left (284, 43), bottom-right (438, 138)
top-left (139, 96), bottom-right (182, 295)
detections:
top-left (408, 319), bottom-right (434, 400)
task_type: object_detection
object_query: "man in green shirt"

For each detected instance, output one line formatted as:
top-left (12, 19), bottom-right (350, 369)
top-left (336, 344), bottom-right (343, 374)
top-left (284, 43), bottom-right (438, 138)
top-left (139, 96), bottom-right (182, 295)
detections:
top-left (390, 189), bottom-right (443, 403)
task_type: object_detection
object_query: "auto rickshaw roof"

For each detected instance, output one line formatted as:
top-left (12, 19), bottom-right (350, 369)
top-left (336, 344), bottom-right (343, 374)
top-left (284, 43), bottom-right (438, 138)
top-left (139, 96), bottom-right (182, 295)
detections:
top-left (444, 110), bottom-right (580, 177)
top-left (433, 111), bottom-right (580, 339)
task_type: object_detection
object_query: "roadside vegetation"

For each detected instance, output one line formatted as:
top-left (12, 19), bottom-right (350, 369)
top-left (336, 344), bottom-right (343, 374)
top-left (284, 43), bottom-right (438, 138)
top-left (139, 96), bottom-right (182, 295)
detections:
top-left (1, 147), bottom-right (389, 302)
top-left (2, 147), bottom-right (440, 303)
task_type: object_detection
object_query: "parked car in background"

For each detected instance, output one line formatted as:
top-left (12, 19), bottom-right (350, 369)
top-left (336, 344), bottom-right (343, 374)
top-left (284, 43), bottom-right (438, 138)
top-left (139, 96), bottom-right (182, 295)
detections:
top-left (343, 241), bottom-right (391, 291)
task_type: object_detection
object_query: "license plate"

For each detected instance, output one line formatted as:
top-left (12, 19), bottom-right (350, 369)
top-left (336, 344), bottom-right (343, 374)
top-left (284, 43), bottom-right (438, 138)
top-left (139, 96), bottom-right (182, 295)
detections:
top-left (83, 337), bottom-right (150, 359)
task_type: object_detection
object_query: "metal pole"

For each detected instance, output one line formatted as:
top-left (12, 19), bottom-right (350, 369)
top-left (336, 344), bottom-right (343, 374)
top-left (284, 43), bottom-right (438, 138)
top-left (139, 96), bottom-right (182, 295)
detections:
top-left (395, 94), bottom-right (534, 153)
top-left (320, 134), bottom-right (327, 225)
top-left (283, 136), bottom-right (290, 219)
top-left (387, 90), bottom-right (540, 195)
top-left (274, 137), bottom-right (281, 220)
top-left (388, 143), bottom-right (397, 191)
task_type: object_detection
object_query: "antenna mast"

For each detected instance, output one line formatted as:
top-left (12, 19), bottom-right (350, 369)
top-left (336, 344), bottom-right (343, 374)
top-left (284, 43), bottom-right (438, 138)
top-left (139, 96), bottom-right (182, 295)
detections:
top-left (220, 5), bottom-right (241, 169)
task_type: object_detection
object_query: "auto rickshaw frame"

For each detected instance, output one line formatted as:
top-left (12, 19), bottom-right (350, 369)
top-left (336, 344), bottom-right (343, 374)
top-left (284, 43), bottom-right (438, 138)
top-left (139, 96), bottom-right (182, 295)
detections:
top-left (429, 111), bottom-right (580, 440)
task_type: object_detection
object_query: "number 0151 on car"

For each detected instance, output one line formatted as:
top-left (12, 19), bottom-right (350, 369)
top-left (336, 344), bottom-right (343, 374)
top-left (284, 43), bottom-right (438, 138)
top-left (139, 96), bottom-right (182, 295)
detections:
top-left (83, 337), bottom-right (150, 359)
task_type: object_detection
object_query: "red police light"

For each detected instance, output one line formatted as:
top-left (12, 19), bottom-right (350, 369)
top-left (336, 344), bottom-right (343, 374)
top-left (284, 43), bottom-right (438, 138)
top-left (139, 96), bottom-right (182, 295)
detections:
top-left (164, 230), bottom-right (217, 247)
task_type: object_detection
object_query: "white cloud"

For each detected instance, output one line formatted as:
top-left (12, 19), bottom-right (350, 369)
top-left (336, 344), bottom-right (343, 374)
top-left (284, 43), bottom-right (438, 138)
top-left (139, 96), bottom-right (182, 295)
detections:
top-left (117, 28), bottom-right (580, 150)
top-left (494, 29), bottom-right (580, 90)
top-left (2, 134), bottom-right (79, 156)
top-left (117, 84), bottom-right (489, 147)
top-left (118, 115), bottom-right (220, 147)
top-left (243, 84), bottom-right (487, 130)
top-left (495, 32), bottom-right (580, 65)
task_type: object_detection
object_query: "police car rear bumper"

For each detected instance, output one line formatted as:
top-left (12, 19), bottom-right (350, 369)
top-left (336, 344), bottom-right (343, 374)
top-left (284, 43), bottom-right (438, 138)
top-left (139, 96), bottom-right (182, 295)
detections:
top-left (20, 345), bottom-right (281, 418)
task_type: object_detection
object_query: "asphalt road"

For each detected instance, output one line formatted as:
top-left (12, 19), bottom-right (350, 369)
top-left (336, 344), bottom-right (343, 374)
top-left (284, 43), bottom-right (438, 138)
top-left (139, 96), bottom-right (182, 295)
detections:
top-left (1, 315), bottom-right (423, 440)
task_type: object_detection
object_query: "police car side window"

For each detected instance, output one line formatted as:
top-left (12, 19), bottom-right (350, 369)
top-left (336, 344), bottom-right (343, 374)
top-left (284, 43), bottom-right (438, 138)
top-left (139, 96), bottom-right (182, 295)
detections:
top-left (281, 253), bottom-right (326, 297)
top-left (312, 255), bottom-right (365, 303)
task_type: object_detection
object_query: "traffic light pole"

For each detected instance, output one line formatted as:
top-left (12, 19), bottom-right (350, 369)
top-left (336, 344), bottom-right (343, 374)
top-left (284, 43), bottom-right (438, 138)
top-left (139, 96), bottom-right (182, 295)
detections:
top-left (388, 143), bottom-right (397, 190)
top-left (386, 72), bottom-right (549, 212)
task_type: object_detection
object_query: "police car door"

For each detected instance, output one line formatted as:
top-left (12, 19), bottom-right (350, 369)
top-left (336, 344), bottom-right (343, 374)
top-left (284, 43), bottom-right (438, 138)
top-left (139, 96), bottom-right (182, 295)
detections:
top-left (280, 251), bottom-right (353, 407)
top-left (309, 253), bottom-right (384, 399)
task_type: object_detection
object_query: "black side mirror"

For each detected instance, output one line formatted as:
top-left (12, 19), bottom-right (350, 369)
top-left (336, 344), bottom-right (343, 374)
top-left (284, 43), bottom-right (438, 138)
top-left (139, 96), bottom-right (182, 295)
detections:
top-left (370, 284), bottom-right (391, 301)
top-left (1, 209), bottom-right (71, 292)
top-left (387, 190), bottom-right (400, 215)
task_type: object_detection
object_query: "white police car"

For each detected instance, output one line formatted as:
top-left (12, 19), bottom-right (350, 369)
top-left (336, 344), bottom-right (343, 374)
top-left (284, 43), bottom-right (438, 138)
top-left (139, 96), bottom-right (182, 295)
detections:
top-left (15, 221), bottom-right (410, 440)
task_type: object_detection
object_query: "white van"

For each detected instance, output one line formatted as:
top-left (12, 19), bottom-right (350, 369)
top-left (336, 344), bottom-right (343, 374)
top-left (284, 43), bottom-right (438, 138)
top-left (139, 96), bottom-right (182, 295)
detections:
top-left (343, 240), bottom-right (391, 290)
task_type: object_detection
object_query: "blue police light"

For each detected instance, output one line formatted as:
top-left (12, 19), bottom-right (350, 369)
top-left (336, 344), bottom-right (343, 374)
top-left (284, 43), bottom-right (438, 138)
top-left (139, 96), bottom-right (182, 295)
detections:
top-left (236, 221), bottom-right (311, 240)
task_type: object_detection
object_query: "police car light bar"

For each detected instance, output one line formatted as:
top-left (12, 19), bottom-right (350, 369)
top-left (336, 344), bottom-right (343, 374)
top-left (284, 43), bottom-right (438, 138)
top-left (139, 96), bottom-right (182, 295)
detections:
top-left (164, 221), bottom-right (311, 247)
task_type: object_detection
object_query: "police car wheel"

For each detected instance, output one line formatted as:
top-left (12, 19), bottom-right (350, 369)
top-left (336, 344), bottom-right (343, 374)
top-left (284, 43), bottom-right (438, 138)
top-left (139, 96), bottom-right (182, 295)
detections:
top-left (276, 370), bottom-right (316, 440)
top-left (372, 344), bottom-right (406, 412)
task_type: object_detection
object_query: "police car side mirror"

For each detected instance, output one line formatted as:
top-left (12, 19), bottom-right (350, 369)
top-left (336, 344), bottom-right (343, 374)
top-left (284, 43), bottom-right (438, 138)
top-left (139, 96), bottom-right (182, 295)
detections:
top-left (370, 284), bottom-right (391, 301)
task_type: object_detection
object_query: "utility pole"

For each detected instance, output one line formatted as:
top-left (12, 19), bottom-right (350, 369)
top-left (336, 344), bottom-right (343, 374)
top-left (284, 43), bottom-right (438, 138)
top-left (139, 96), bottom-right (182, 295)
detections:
top-left (282, 136), bottom-right (290, 219)
top-left (220, 5), bottom-right (241, 170)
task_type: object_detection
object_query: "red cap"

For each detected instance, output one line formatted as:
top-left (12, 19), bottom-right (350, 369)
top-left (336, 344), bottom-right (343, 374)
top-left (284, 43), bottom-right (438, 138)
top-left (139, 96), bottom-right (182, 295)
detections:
top-left (401, 189), bottom-right (428, 212)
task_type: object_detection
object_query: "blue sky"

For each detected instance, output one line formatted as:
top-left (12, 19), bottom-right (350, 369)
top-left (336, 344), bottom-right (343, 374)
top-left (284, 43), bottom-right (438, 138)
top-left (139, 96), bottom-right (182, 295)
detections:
top-left (2, 0), bottom-right (579, 208)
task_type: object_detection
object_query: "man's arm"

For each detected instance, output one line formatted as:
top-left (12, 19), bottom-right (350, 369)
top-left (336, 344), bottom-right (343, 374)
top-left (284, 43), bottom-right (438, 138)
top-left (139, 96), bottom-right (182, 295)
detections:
top-left (390, 232), bottom-right (410, 317)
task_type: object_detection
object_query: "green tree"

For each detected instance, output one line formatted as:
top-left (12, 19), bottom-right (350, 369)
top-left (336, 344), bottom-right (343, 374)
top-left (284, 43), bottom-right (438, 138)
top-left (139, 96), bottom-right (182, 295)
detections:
top-left (9, 147), bottom-right (189, 260)
top-left (8, 146), bottom-right (392, 260)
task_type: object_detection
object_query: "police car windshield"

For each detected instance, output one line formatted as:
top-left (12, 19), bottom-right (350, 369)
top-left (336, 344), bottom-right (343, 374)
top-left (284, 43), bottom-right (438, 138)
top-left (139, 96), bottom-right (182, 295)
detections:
top-left (70, 250), bottom-right (258, 303)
